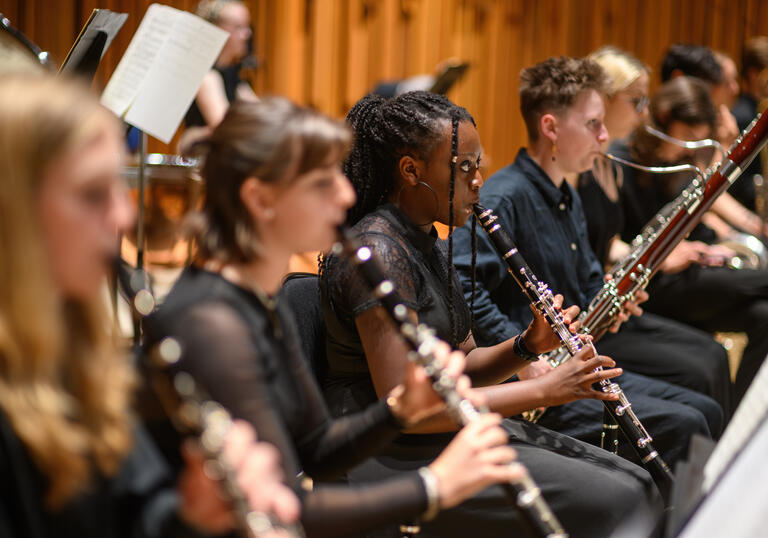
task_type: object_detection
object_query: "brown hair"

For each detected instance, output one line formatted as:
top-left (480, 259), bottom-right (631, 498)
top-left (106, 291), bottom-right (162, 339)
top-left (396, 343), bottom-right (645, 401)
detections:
top-left (519, 56), bottom-right (609, 142)
top-left (187, 97), bottom-right (351, 263)
top-left (742, 36), bottom-right (768, 75)
top-left (0, 74), bottom-right (134, 508)
top-left (631, 76), bottom-right (716, 163)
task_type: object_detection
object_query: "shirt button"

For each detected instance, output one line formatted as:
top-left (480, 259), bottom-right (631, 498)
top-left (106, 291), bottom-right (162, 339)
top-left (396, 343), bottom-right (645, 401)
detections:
top-left (558, 203), bottom-right (566, 211)
top-left (570, 242), bottom-right (577, 251)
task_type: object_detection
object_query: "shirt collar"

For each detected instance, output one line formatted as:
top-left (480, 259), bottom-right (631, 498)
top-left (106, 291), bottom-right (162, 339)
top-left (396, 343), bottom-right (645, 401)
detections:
top-left (514, 148), bottom-right (574, 210)
top-left (379, 203), bottom-right (438, 254)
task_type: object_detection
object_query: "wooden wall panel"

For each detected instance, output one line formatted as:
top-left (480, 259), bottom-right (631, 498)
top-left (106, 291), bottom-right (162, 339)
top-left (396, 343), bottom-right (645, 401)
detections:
top-left (2, 0), bottom-right (766, 173)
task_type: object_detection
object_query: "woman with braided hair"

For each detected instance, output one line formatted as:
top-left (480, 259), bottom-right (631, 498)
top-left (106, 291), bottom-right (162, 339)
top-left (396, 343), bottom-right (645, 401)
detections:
top-left (320, 91), bottom-right (661, 537)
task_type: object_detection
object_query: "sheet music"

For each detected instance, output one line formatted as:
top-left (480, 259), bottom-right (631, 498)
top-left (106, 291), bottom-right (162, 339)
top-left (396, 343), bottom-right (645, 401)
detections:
top-left (679, 416), bottom-right (768, 537)
top-left (101, 4), bottom-right (227, 143)
top-left (60, 9), bottom-right (128, 73)
top-left (701, 354), bottom-right (768, 491)
top-left (124, 9), bottom-right (228, 142)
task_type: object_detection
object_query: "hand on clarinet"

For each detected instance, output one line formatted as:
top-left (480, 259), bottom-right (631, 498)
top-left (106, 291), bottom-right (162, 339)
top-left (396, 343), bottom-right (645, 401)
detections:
top-left (523, 293), bottom-right (581, 354)
top-left (535, 341), bottom-right (622, 406)
top-left (428, 413), bottom-right (522, 510)
top-left (605, 275), bottom-right (648, 333)
top-left (177, 420), bottom-right (301, 537)
top-left (388, 342), bottom-right (483, 427)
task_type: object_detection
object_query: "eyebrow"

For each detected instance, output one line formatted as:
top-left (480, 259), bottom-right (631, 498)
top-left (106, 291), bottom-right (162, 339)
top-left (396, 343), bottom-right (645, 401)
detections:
top-left (456, 150), bottom-right (483, 157)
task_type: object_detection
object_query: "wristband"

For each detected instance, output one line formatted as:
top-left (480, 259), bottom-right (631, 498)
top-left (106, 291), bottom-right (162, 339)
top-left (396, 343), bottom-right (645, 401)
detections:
top-left (513, 332), bottom-right (540, 362)
top-left (418, 466), bottom-right (440, 521)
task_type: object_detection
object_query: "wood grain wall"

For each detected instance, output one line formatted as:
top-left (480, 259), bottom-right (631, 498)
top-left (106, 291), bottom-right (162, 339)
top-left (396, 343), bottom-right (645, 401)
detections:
top-left (2, 0), bottom-right (766, 172)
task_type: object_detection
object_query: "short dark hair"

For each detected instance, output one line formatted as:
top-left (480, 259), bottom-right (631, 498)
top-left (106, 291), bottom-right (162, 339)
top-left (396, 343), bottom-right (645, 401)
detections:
top-left (660, 44), bottom-right (722, 84)
top-left (519, 56), bottom-right (609, 143)
top-left (187, 97), bottom-right (350, 263)
top-left (742, 36), bottom-right (768, 75)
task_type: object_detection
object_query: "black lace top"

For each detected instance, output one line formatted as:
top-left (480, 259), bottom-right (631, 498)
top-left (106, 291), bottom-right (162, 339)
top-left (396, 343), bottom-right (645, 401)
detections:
top-left (143, 266), bottom-right (428, 537)
top-left (321, 203), bottom-right (470, 417)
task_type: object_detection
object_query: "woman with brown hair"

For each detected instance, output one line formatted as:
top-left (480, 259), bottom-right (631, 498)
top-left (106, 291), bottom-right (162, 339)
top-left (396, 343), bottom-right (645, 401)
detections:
top-left (145, 96), bottom-right (522, 538)
top-left (0, 73), bottom-right (299, 537)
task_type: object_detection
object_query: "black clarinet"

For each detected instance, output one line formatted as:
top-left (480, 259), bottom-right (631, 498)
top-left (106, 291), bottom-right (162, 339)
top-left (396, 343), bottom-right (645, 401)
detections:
top-left (473, 204), bottom-right (675, 500)
top-left (119, 268), bottom-right (305, 538)
top-left (146, 337), bottom-right (307, 538)
top-left (332, 231), bottom-right (568, 538)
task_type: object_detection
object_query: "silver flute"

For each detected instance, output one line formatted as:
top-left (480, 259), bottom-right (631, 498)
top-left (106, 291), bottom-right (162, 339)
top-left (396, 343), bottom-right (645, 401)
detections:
top-left (332, 230), bottom-right (568, 538)
top-left (147, 337), bottom-right (306, 538)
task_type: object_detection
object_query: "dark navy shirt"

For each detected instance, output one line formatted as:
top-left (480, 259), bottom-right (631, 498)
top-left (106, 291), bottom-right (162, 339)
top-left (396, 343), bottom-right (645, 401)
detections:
top-left (453, 148), bottom-right (604, 346)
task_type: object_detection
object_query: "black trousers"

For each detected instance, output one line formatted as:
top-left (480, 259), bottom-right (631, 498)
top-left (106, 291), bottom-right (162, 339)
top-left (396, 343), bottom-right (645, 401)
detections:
top-left (345, 419), bottom-right (662, 538)
top-left (644, 266), bottom-right (768, 405)
top-left (538, 370), bottom-right (720, 470)
top-left (598, 312), bottom-right (732, 421)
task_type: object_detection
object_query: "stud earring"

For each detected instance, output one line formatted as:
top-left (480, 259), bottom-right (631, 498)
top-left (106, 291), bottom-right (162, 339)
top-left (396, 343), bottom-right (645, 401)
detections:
top-left (263, 208), bottom-right (275, 219)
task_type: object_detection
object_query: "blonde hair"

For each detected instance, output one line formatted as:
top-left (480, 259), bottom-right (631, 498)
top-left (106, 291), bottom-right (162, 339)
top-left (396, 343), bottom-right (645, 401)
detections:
top-left (589, 46), bottom-right (650, 97)
top-left (0, 74), bottom-right (134, 508)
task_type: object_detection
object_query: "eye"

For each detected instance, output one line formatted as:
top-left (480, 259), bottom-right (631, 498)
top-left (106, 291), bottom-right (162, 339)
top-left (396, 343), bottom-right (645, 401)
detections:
top-left (457, 156), bottom-right (482, 174)
top-left (80, 183), bottom-right (111, 208)
top-left (309, 175), bottom-right (335, 190)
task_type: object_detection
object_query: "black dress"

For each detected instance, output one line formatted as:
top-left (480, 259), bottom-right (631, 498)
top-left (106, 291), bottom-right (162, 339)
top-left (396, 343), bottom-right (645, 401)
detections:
top-left (321, 203), bottom-right (661, 538)
top-left (0, 411), bottom-right (202, 538)
top-left (184, 64), bottom-right (243, 128)
top-left (144, 267), bottom-right (431, 538)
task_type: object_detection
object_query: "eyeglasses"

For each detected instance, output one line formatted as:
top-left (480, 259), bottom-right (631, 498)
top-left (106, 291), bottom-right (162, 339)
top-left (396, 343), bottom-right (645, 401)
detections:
top-left (629, 95), bottom-right (650, 113)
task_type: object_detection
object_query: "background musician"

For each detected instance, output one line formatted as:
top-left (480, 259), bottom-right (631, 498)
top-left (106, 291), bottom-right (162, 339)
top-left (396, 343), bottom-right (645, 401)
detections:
top-left (661, 43), bottom-right (766, 240)
top-left (184, 0), bottom-right (258, 130)
top-left (0, 73), bottom-right (299, 538)
top-left (574, 48), bottom-right (733, 417)
top-left (452, 57), bottom-right (725, 465)
top-left (609, 76), bottom-right (768, 406)
top-left (732, 36), bottom-right (768, 211)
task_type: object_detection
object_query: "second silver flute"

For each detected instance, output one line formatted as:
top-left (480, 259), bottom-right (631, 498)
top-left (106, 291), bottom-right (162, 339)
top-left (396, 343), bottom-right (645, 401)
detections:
top-left (332, 230), bottom-right (568, 538)
top-left (473, 204), bottom-right (675, 501)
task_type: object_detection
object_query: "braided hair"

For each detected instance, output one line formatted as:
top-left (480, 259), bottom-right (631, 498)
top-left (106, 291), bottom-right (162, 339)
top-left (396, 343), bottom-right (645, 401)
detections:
top-left (342, 91), bottom-right (476, 346)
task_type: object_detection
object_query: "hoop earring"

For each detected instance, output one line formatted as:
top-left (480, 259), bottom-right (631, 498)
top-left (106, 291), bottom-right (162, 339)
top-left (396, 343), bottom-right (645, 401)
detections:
top-left (395, 181), bottom-right (440, 227)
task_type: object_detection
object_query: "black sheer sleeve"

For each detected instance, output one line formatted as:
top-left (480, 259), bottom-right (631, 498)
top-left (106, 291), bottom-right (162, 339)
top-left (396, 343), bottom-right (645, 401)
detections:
top-left (164, 301), bottom-right (429, 536)
top-left (168, 302), bottom-right (305, 478)
top-left (278, 304), bottom-right (406, 478)
top-left (324, 229), bottom-right (427, 322)
top-left (301, 474), bottom-right (426, 538)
